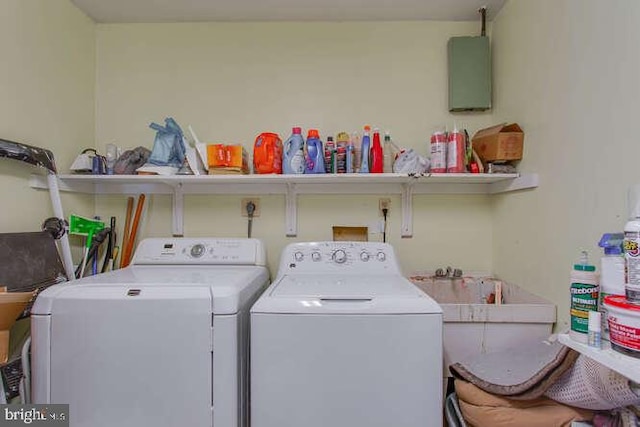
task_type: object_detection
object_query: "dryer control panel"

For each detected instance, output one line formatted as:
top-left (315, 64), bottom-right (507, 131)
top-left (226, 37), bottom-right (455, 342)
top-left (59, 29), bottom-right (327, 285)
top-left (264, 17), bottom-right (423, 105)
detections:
top-left (277, 242), bottom-right (401, 275)
top-left (131, 238), bottom-right (267, 266)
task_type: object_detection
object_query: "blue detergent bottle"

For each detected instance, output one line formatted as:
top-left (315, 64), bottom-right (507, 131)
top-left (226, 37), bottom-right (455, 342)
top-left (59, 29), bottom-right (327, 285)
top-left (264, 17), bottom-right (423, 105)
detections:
top-left (282, 127), bottom-right (305, 174)
top-left (360, 125), bottom-right (371, 173)
top-left (304, 129), bottom-right (325, 174)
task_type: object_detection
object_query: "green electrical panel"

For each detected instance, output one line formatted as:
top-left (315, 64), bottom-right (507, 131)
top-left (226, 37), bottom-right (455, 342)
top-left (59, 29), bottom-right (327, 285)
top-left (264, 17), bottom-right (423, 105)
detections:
top-left (448, 36), bottom-right (492, 112)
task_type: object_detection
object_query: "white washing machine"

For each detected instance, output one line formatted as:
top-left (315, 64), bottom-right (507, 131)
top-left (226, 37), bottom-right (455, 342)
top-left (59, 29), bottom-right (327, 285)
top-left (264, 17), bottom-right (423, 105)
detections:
top-left (31, 237), bottom-right (269, 427)
top-left (251, 241), bottom-right (443, 427)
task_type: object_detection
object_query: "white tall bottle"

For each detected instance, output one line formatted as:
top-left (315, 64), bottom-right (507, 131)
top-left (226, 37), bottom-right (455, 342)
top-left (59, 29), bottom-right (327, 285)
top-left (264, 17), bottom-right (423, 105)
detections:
top-left (598, 233), bottom-right (625, 340)
top-left (624, 217), bottom-right (640, 302)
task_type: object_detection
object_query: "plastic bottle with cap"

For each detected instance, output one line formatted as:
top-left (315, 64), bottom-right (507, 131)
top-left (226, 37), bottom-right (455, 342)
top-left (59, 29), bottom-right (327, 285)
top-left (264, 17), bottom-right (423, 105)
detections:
top-left (569, 251), bottom-right (599, 344)
top-left (598, 233), bottom-right (625, 340)
top-left (282, 127), bottom-right (305, 174)
top-left (446, 123), bottom-right (465, 173)
top-left (304, 129), bottom-right (325, 174)
top-left (350, 131), bottom-right (361, 173)
top-left (370, 127), bottom-right (383, 173)
top-left (360, 125), bottom-right (371, 173)
top-left (624, 214), bottom-right (640, 303)
top-left (383, 131), bottom-right (395, 173)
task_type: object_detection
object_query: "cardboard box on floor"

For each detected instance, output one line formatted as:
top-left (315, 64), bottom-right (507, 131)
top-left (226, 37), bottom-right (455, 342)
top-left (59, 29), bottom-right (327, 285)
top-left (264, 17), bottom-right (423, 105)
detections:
top-left (0, 289), bottom-right (33, 364)
top-left (472, 123), bottom-right (524, 163)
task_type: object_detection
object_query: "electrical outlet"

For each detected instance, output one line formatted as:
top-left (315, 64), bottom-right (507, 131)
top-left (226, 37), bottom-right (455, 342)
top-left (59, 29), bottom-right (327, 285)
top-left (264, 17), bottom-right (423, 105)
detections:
top-left (379, 198), bottom-right (391, 214)
top-left (241, 198), bottom-right (261, 217)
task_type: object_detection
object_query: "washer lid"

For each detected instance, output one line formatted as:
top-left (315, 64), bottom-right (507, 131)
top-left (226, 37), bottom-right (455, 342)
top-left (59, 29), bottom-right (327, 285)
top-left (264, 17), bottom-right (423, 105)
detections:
top-left (251, 274), bottom-right (442, 315)
top-left (32, 265), bottom-right (269, 315)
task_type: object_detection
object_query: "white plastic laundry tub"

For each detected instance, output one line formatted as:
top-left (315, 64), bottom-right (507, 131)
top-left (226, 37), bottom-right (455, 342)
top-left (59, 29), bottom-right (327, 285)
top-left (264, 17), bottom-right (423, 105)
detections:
top-left (410, 274), bottom-right (556, 377)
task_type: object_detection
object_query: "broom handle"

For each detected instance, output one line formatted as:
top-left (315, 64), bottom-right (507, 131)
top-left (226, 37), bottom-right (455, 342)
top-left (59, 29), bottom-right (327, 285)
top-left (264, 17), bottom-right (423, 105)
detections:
top-left (122, 194), bottom-right (146, 268)
top-left (119, 197), bottom-right (135, 268)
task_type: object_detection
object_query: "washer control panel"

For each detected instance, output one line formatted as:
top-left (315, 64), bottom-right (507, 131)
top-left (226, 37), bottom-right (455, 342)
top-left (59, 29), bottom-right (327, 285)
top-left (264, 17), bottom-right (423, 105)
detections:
top-left (278, 242), bottom-right (400, 275)
top-left (131, 238), bottom-right (266, 266)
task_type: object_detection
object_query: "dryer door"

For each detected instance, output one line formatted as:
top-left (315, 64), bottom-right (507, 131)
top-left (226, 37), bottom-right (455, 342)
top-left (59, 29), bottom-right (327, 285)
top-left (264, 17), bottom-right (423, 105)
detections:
top-left (48, 286), bottom-right (212, 427)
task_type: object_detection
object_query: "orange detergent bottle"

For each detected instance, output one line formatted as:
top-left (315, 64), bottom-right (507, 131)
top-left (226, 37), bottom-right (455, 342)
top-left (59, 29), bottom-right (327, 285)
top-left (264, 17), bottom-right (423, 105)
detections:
top-left (253, 132), bottom-right (283, 174)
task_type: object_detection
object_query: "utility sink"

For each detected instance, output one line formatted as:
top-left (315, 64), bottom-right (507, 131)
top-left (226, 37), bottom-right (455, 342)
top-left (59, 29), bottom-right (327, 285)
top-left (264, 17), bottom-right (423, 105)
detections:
top-left (409, 274), bottom-right (556, 377)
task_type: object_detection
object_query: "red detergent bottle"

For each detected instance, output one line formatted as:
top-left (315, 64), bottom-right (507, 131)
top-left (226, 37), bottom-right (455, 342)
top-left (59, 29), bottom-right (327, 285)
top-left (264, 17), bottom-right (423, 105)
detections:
top-left (370, 127), bottom-right (383, 173)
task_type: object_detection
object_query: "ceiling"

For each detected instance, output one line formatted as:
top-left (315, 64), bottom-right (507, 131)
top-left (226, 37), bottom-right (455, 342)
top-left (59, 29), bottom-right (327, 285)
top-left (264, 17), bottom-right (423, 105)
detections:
top-left (70, 0), bottom-right (506, 23)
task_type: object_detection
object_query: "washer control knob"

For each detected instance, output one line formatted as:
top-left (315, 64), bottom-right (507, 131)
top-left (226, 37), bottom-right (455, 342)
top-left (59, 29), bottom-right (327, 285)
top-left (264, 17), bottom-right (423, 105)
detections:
top-left (360, 251), bottom-right (370, 262)
top-left (332, 249), bottom-right (347, 264)
top-left (190, 244), bottom-right (206, 258)
top-left (376, 251), bottom-right (386, 262)
top-left (311, 252), bottom-right (322, 262)
top-left (294, 251), bottom-right (304, 262)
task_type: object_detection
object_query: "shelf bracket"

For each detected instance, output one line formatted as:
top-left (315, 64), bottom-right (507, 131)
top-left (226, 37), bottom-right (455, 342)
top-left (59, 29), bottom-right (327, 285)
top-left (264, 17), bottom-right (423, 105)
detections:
top-left (285, 182), bottom-right (298, 237)
top-left (172, 183), bottom-right (184, 237)
top-left (401, 181), bottom-right (415, 238)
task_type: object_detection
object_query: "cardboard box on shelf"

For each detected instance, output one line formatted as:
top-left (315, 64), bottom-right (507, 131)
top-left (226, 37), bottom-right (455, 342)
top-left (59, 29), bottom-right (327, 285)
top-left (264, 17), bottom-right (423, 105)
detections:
top-left (207, 144), bottom-right (249, 174)
top-left (472, 123), bottom-right (524, 163)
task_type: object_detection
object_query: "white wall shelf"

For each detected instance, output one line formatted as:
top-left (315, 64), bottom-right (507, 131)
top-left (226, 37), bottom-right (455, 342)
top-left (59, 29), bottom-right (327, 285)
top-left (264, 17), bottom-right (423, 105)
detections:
top-left (30, 172), bottom-right (538, 237)
top-left (558, 333), bottom-right (640, 383)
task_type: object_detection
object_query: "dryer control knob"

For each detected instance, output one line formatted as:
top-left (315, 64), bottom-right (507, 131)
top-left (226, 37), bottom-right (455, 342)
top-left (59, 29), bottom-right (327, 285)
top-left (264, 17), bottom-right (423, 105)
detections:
top-left (360, 251), bottom-right (370, 262)
top-left (190, 244), bottom-right (206, 258)
top-left (332, 249), bottom-right (347, 264)
top-left (376, 251), bottom-right (386, 262)
top-left (294, 251), bottom-right (304, 262)
top-left (311, 252), bottom-right (321, 262)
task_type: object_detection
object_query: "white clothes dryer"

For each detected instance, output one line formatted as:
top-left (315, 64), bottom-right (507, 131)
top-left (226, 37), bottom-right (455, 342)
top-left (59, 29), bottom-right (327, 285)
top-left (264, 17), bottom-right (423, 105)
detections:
top-left (251, 241), bottom-right (443, 427)
top-left (31, 238), bottom-right (269, 427)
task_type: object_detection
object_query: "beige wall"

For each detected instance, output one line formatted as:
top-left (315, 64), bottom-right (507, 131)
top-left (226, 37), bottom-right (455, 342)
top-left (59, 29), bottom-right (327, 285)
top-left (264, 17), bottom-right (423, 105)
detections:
top-left (94, 21), bottom-right (496, 276)
top-left (13, 0), bottom-right (627, 325)
top-left (491, 0), bottom-right (640, 329)
top-left (0, 0), bottom-right (95, 233)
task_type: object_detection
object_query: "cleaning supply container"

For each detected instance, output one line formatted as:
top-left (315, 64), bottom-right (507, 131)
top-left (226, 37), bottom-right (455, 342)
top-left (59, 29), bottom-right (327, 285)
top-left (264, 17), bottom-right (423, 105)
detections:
top-left (370, 127), bottom-right (383, 173)
top-left (253, 132), bottom-right (283, 174)
top-left (304, 129), bottom-right (325, 174)
top-left (430, 130), bottom-right (447, 173)
top-left (625, 215), bottom-right (640, 303)
top-left (359, 125), bottom-right (371, 173)
top-left (604, 295), bottom-right (640, 358)
top-left (282, 127), bottom-right (305, 174)
top-left (570, 251), bottom-right (599, 344)
top-left (598, 233), bottom-right (625, 339)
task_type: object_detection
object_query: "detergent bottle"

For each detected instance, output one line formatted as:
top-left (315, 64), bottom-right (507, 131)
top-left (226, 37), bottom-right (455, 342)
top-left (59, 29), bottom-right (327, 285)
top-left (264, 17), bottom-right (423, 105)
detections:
top-left (304, 129), bottom-right (325, 174)
top-left (282, 127), bottom-right (305, 174)
top-left (360, 125), bottom-right (371, 173)
top-left (370, 127), bottom-right (383, 173)
top-left (253, 132), bottom-right (283, 174)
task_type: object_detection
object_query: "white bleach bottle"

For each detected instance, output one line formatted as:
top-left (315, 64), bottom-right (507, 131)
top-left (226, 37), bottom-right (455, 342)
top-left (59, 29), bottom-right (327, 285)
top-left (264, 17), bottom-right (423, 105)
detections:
top-left (625, 184), bottom-right (640, 303)
top-left (597, 233), bottom-right (625, 340)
